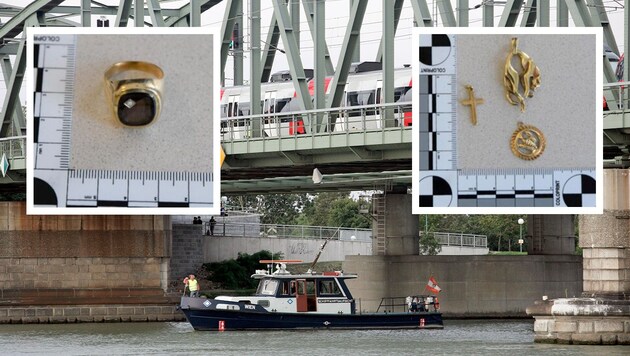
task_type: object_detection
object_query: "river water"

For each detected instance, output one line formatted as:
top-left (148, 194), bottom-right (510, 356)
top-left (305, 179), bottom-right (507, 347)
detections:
top-left (0, 319), bottom-right (626, 355)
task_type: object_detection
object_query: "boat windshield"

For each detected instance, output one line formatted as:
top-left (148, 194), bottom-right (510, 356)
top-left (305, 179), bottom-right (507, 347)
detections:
top-left (256, 278), bottom-right (279, 296)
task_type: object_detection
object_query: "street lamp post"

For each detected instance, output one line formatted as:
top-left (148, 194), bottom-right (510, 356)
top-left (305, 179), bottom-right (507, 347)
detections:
top-left (518, 218), bottom-right (524, 253)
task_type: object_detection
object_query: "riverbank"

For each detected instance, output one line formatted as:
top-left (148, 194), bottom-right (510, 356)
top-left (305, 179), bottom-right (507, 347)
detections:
top-left (0, 304), bottom-right (185, 324)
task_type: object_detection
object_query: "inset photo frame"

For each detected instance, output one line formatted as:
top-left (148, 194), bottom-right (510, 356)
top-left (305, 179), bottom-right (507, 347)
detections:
top-left (412, 27), bottom-right (603, 214)
top-left (26, 27), bottom-right (221, 215)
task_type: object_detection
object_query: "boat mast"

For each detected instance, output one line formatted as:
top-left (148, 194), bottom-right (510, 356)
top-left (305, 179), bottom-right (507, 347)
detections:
top-left (307, 239), bottom-right (329, 274)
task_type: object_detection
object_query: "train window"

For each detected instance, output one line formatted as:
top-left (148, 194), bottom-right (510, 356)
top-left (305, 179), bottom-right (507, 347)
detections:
top-left (347, 90), bottom-right (376, 117)
top-left (238, 103), bottom-right (250, 116)
top-left (394, 86), bottom-right (411, 102)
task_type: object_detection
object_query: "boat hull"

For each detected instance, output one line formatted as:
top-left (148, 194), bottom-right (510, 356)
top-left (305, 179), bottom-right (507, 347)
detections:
top-left (180, 297), bottom-right (443, 331)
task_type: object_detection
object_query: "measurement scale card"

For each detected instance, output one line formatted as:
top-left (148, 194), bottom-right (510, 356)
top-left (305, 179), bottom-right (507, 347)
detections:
top-left (412, 28), bottom-right (603, 214)
top-left (26, 28), bottom-right (221, 214)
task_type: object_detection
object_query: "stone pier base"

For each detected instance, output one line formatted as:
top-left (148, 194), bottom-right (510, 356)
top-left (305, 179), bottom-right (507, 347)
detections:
top-left (527, 298), bottom-right (630, 345)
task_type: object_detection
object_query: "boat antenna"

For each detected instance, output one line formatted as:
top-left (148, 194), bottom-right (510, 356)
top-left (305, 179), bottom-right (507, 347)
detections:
top-left (307, 239), bottom-right (329, 274)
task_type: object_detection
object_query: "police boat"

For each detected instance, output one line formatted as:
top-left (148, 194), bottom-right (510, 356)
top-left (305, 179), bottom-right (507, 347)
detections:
top-left (179, 261), bottom-right (443, 331)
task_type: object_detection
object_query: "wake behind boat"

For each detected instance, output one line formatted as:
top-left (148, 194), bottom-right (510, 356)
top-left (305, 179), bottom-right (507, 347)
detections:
top-left (179, 261), bottom-right (443, 331)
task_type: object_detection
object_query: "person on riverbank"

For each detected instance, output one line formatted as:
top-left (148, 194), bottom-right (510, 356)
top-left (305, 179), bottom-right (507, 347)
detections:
top-left (209, 216), bottom-right (216, 236)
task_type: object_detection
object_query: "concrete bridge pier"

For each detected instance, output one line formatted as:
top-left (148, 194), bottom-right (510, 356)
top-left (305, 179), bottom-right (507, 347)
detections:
top-left (371, 190), bottom-right (419, 256)
top-left (528, 169), bottom-right (630, 345)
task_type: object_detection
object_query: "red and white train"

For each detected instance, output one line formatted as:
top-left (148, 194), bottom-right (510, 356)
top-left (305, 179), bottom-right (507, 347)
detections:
top-left (220, 62), bottom-right (412, 139)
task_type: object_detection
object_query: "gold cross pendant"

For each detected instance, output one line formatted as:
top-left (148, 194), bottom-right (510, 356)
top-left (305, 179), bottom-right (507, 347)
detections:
top-left (460, 85), bottom-right (484, 125)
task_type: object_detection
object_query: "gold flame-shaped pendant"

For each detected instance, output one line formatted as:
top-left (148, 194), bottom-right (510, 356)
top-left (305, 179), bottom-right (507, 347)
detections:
top-left (504, 38), bottom-right (541, 112)
top-left (510, 122), bottom-right (545, 160)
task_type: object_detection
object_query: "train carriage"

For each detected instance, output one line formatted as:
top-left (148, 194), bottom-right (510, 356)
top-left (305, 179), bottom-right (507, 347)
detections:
top-left (220, 63), bottom-right (413, 139)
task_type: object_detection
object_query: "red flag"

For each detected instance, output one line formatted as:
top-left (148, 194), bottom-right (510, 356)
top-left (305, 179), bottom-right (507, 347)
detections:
top-left (426, 277), bottom-right (441, 294)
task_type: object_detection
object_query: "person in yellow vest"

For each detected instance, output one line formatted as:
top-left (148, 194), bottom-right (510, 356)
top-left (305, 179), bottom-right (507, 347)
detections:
top-left (185, 274), bottom-right (200, 297)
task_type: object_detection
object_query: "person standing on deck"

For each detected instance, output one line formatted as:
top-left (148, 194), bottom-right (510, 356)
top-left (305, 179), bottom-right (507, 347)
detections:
top-left (187, 274), bottom-right (200, 297)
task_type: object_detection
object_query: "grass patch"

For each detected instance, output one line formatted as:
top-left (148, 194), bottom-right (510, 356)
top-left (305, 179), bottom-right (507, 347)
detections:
top-left (489, 251), bottom-right (528, 256)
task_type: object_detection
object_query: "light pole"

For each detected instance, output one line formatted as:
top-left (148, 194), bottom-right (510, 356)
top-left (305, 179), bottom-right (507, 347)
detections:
top-left (518, 218), bottom-right (524, 253)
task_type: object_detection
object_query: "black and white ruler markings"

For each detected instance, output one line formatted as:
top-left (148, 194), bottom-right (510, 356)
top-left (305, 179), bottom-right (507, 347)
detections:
top-left (32, 35), bottom-right (214, 209)
top-left (416, 34), bottom-right (596, 208)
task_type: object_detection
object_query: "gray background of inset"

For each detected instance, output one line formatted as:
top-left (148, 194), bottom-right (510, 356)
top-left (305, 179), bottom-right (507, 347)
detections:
top-left (456, 34), bottom-right (596, 169)
top-left (71, 34), bottom-right (214, 172)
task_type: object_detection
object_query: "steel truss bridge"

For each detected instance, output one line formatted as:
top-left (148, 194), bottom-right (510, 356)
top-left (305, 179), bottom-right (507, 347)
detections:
top-left (0, 0), bottom-right (627, 194)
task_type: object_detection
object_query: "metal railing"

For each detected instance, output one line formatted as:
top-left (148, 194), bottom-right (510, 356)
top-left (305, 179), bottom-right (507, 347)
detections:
top-left (205, 221), bottom-right (372, 240)
top-left (604, 81), bottom-right (630, 111)
top-left (425, 232), bottom-right (488, 248)
top-left (0, 135), bottom-right (26, 160)
top-left (220, 102), bottom-right (411, 142)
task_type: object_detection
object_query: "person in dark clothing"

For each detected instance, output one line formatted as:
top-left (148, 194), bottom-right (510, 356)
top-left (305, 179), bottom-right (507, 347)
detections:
top-left (209, 216), bottom-right (217, 236)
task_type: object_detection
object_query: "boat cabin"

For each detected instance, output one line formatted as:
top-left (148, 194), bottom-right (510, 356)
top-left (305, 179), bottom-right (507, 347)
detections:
top-left (214, 267), bottom-right (357, 315)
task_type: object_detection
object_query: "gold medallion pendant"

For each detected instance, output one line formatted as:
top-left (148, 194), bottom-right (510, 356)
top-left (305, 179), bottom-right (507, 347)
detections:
top-left (510, 122), bottom-right (545, 160)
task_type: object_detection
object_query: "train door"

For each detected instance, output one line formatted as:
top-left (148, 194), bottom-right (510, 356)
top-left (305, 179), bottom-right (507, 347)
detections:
top-left (226, 95), bottom-right (243, 139)
top-left (262, 91), bottom-right (277, 136)
top-left (294, 279), bottom-right (308, 312)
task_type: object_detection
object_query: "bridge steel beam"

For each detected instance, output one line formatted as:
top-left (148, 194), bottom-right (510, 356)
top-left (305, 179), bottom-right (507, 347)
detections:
top-left (250, 0), bottom-right (262, 141)
top-left (190, 0), bottom-right (201, 27)
top-left (314, 0), bottom-right (326, 131)
top-left (557, 0), bottom-right (569, 26)
top-left (260, 13), bottom-right (280, 83)
top-left (302, 0), bottom-right (334, 76)
top-left (220, 0), bottom-right (241, 85)
top-left (382, 0), bottom-right (395, 127)
top-left (350, 0), bottom-right (360, 63)
top-left (80, 0), bottom-right (91, 26)
top-left (375, 0), bottom-right (404, 62)
top-left (457, 0), bottom-right (469, 26)
top-left (290, 0), bottom-right (300, 51)
top-left (134, 0), bottom-right (144, 26)
top-left (520, 0), bottom-right (537, 27)
top-left (436, 0), bottom-right (457, 26)
top-left (272, 0), bottom-right (313, 114)
top-left (115, 0), bottom-right (133, 27)
top-left (0, 0), bottom-right (64, 44)
top-left (564, 0), bottom-right (594, 27)
top-left (325, 0), bottom-right (367, 111)
top-left (0, 38), bottom-right (26, 138)
top-left (409, 0), bottom-right (434, 27)
top-left (482, 1), bottom-right (494, 26)
top-left (499, 0), bottom-right (524, 27)
top-left (1, 58), bottom-right (25, 137)
top-left (233, 1), bottom-right (244, 85)
top-left (537, 0), bottom-right (550, 26)
top-left (147, 0), bottom-right (166, 27)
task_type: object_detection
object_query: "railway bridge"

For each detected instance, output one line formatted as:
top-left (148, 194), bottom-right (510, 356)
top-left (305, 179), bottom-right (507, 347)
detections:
top-left (0, 0), bottom-right (628, 343)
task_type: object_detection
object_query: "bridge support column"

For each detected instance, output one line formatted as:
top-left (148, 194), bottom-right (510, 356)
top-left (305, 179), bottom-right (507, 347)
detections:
top-left (372, 191), bottom-right (418, 256)
top-left (527, 215), bottom-right (575, 255)
top-left (528, 169), bottom-right (630, 345)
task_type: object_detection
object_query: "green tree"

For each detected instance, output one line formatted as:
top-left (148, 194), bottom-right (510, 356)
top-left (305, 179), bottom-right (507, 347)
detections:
top-left (419, 231), bottom-right (442, 255)
top-left (202, 250), bottom-right (283, 289)
top-left (297, 192), bottom-right (371, 228)
top-left (225, 194), bottom-right (309, 225)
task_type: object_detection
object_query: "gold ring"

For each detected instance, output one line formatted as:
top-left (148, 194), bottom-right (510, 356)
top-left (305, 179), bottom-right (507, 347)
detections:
top-left (104, 61), bottom-right (164, 127)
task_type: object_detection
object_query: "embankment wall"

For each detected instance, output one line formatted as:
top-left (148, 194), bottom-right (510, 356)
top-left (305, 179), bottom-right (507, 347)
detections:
top-left (203, 235), bottom-right (371, 263)
top-left (343, 254), bottom-right (582, 317)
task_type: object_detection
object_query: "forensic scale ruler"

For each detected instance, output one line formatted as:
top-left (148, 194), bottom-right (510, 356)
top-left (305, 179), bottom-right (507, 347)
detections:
top-left (416, 34), bottom-right (596, 209)
top-left (32, 34), bottom-right (214, 209)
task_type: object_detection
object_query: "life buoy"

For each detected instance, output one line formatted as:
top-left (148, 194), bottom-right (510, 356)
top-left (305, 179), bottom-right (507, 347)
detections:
top-left (434, 297), bottom-right (440, 311)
